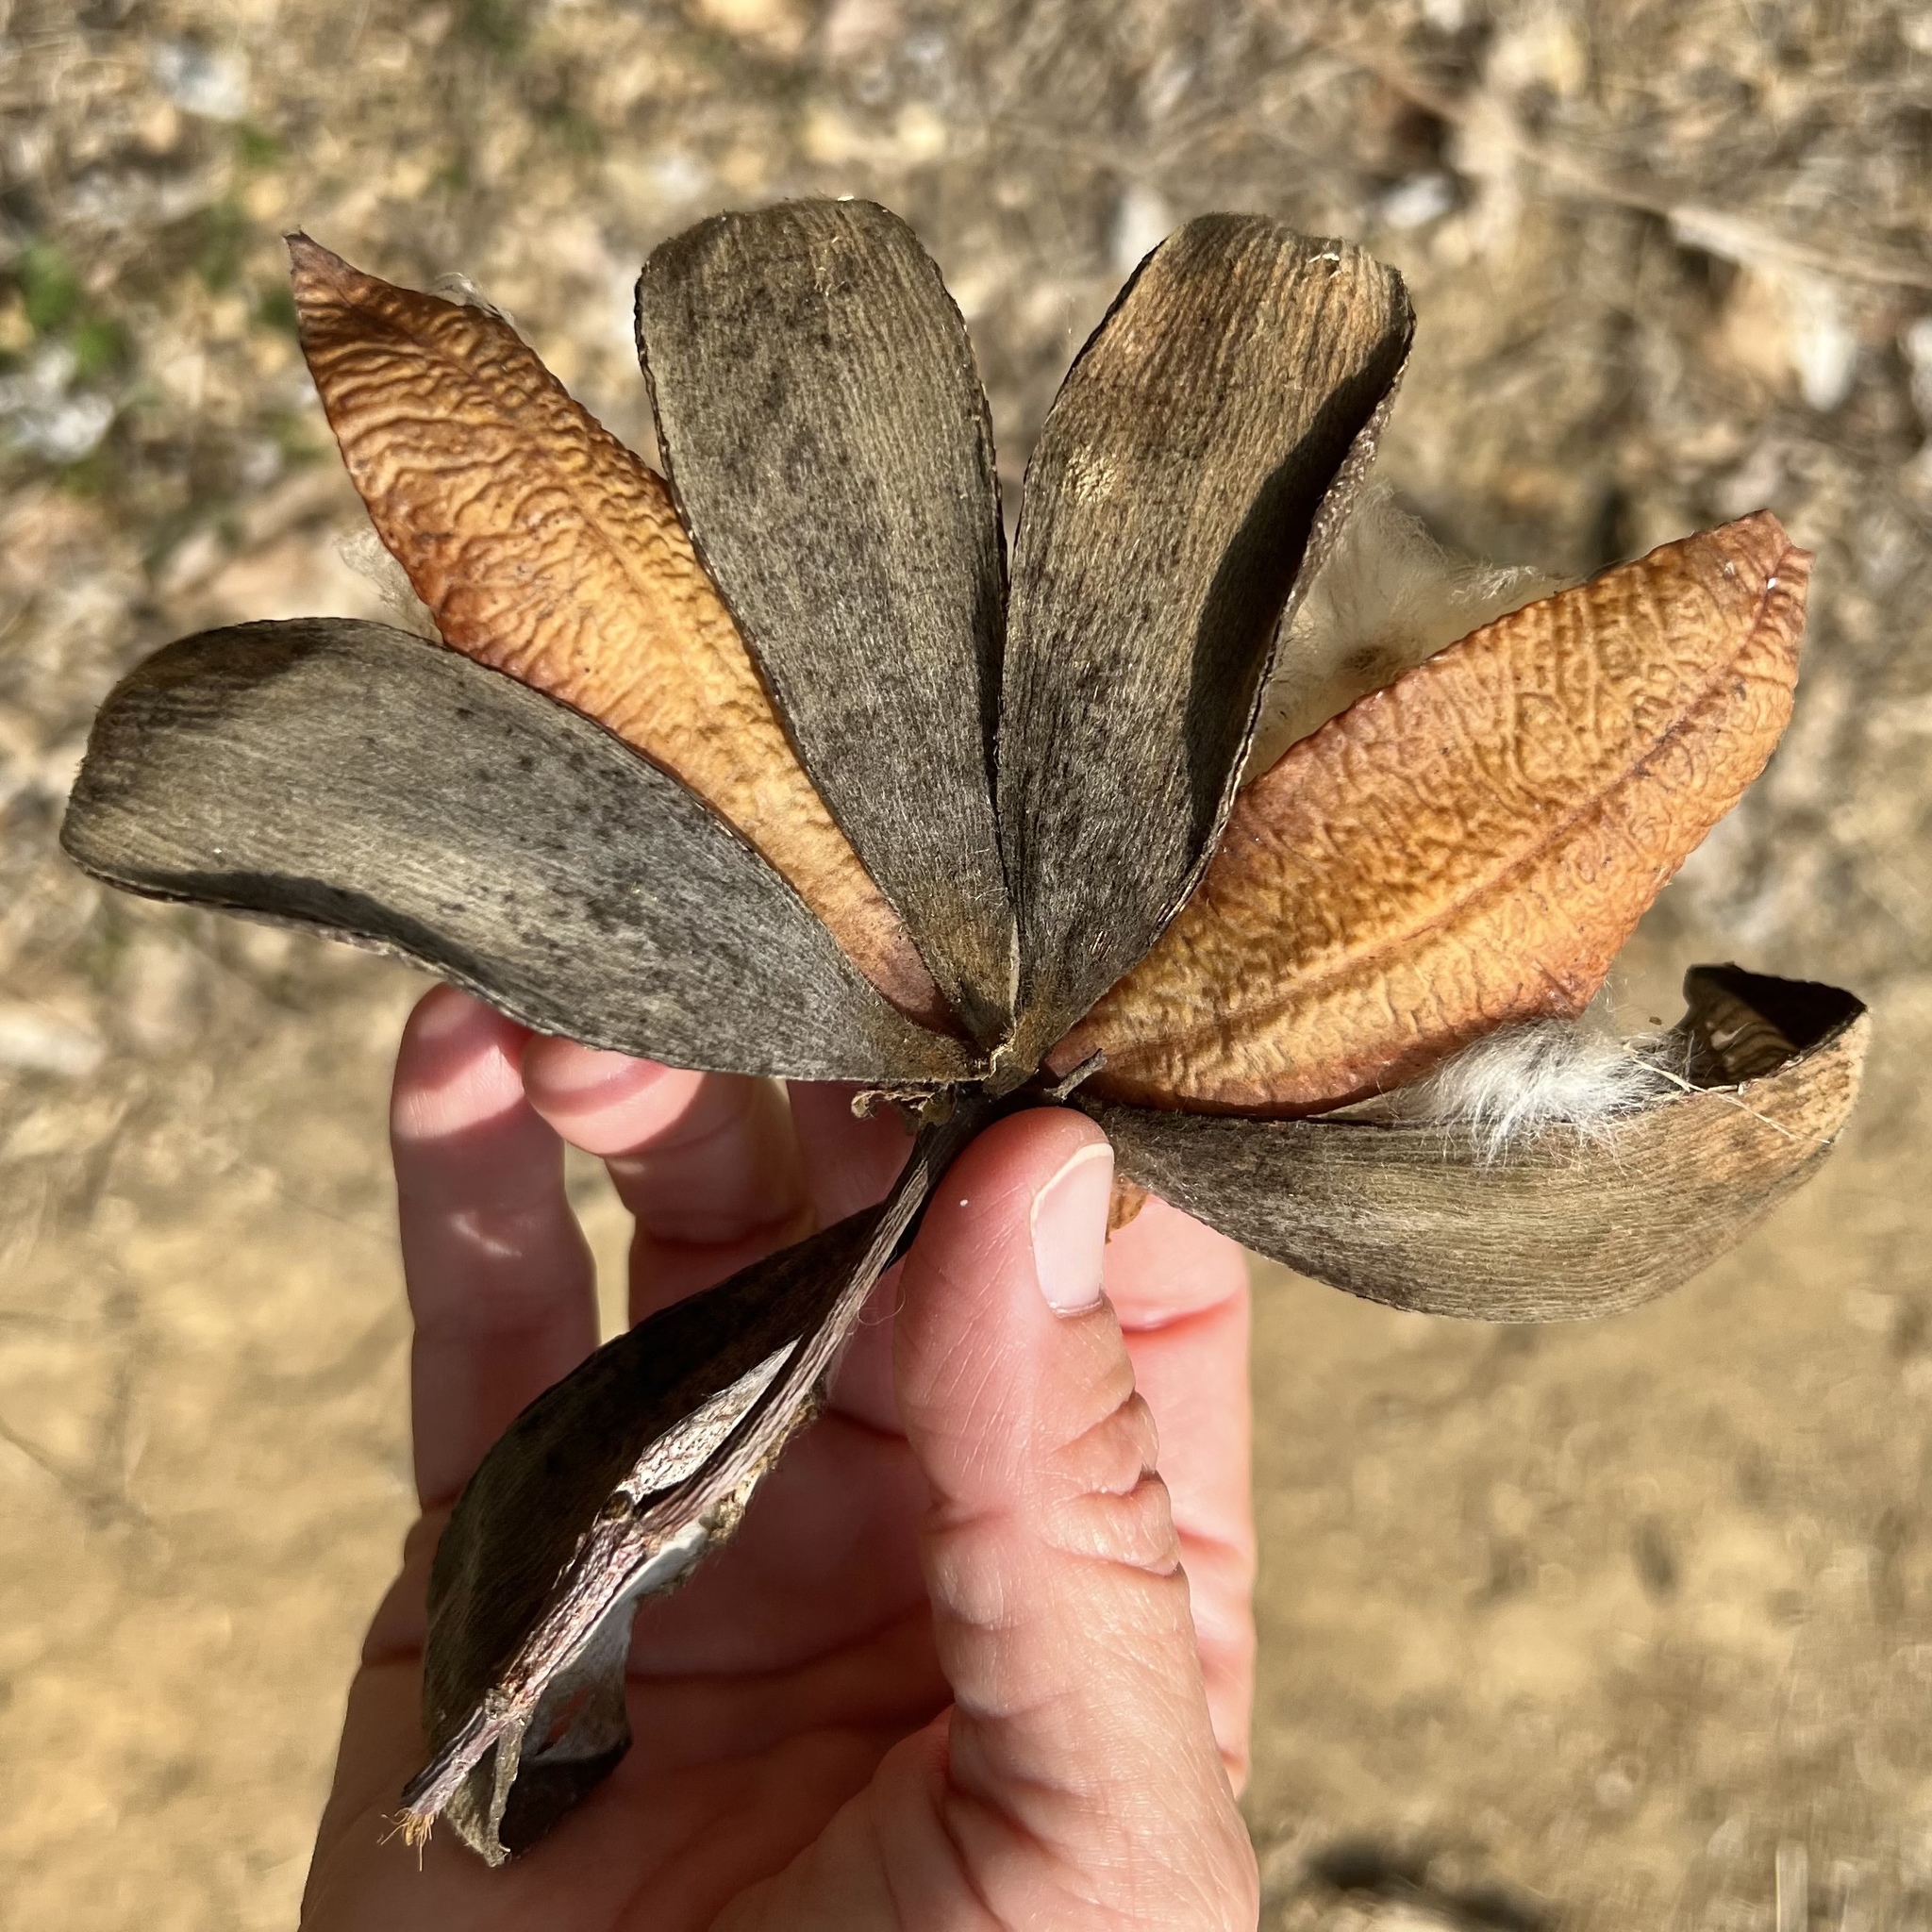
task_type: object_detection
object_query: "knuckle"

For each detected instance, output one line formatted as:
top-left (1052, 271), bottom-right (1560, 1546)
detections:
top-left (1047, 1387), bottom-right (1160, 1500)
top-left (1048, 1467), bottom-right (1180, 1574)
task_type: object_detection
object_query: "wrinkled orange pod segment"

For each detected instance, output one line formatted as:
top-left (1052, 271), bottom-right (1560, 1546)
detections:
top-left (1060, 513), bottom-right (1808, 1115)
top-left (287, 236), bottom-right (949, 1030)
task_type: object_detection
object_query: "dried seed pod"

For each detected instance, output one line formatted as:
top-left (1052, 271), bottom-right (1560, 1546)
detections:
top-left (638, 203), bottom-right (1015, 1045)
top-left (400, 1099), bottom-right (992, 1864)
top-left (58, 200), bottom-right (1866, 1863)
top-left (62, 620), bottom-right (968, 1085)
top-left (1243, 481), bottom-right (1564, 778)
top-left (998, 218), bottom-right (1413, 1067)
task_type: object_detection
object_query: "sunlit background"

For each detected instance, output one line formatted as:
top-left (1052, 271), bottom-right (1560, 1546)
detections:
top-left (3, 1), bottom-right (1931, 1924)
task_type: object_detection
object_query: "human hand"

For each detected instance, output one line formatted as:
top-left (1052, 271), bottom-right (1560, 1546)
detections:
top-left (300, 986), bottom-right (1259, 1929)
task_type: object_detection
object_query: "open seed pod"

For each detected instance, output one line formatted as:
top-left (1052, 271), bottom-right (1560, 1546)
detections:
top-left (1088, 966), bottom-right (1867, 1322)
top-left (59, 200), bottom-right (1865, 1865)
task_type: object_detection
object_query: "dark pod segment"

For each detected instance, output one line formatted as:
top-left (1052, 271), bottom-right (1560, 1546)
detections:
top-left (1088, 968), bottom-right (1868, 1322)
top-left (60, 620), bottom-right (974, 1087)
top-left (399, 1098), bottom-right (995, 1863)
top-left (998, 218), bottom-right (1413, 1067)
top-left (638, 199), bottom-right (1018, 1049)
top-left (416, 1214), bottom-right (881, 1863)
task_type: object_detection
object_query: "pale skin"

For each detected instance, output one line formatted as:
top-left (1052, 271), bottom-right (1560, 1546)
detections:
top-left (300, 985), bottom-right (1262, 1930)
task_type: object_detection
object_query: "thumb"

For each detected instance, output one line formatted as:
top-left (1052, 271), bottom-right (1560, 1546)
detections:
top-left (893, 1108), bottom-right (1258, 1929)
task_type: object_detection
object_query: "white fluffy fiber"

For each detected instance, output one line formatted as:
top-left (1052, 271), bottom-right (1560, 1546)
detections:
top-left (336, 522), bottom-right (442, 641)
top-left (1386, 1012), bottom-right (1686, 1161)
top-left (429, 271), bottom-right (518, 328)
top-left (1245, 483), bottom-right (1564, 778)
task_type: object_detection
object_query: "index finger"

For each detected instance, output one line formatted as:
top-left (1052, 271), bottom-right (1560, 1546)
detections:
top-left (391, 987), bottom-right (598, 1507)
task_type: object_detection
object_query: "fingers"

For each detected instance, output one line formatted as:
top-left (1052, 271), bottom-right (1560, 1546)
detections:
top-left (1104, 1198), bottom-right (1257, 1786)
top-left (785, 1083), bottom-right (916, 1228)
top-left (892, 1109), bottom-right (1259, 1926)
top-left (391, 987), bottom-right (597, 1509)
top-left (522, 1043), bottom-right (811, 1316)
top-left (520, 1047), bottom-right (917, 1394)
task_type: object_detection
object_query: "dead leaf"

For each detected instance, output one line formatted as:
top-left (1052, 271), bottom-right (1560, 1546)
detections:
top-left (288, 236), bottom-right (948, 1029)
top-left (1063, 514), bottom-right (1808, 1112)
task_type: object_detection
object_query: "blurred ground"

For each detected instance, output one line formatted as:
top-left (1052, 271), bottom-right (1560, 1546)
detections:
top-left (3, 0), bottom-right (1932, 1925)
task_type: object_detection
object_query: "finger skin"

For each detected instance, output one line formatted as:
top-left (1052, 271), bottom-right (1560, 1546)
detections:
top-left (510, 1052), bottom-right (1253, 1757)
top-left (786, 1082), bottom-right (916, 1229)
top-left (902, 1109), bottom-right (1257, 1924)
top-left (522, 1043), bottom-right (813, 1313)
top-left (1106, 1197), bottom-right (1257, 1785)
top-left (521, 1050), bottom-right (915, 1423)
top-left (788, 1082), bottom-right (918, 1431)
top-left (513, 1048), bottom-right (937, 1675)
top-left (724, 1108), bottom-right (1258, 1931)
top-left (392, 988), bottom-right (597, 1508)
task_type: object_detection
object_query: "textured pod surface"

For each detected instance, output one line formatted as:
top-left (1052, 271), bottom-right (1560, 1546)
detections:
top-left (1091, 967), bottom-right (1866, 1320)
top-left (638, 201), bottom-right (1016, 1044)
top-left (997, 216), bottom-right (1412, 1067)
top-left (290, 236), bottom-right (946, 1026)
top-left (60, 620), bottom-right (973, 1086)
top-left (1065, 514), bottom-right (1808, 1113)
